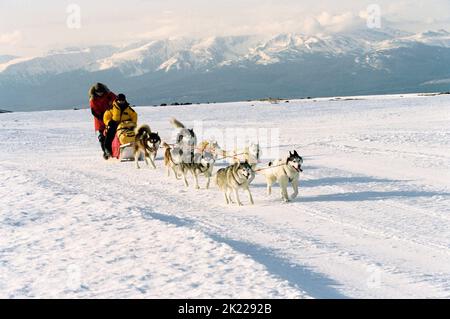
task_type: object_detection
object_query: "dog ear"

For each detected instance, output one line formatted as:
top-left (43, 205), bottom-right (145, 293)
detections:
top-left (289, 151), bottom-right (293, 156)
top-left (294, 150), bottom-right (299, 156)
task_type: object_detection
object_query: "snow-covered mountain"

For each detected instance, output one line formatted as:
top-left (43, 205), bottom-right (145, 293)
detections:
top-left (0, 46), bottom-right (118, 78)
top-left (2, 28), bottom-right (450, 111)
top-left (0, 55), bottom-right (17, 64)
top-left (3, 29), bottom-right (447, 77)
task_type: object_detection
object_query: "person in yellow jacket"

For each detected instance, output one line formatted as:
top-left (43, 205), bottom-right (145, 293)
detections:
top-left (103, 94), bottom-right (138, 158)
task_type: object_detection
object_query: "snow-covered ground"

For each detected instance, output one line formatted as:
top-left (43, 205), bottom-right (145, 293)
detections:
top-left (1, 94), bottom-right (449, 299)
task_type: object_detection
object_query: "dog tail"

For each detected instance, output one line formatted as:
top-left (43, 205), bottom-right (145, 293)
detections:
top-left (136, 124), bottom-right (152, 139)
top-left (170, 118), bottom-right (185, 129)
top-left (163, 143), bottom-right (172, 167)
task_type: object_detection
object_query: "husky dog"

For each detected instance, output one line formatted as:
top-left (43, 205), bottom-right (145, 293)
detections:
top-left (170, 118), bottom-right (197, 163)
top-left (231, 143), bottom-right (262, 169)
top-left (163, 142), bottom-right (183, 179)
top-left (262, 150), bottom-right (303, 202)
top-left (163, 142), bottom-right (214, 189)
top-left (198, 140), bottom-right (224, 160)
top-left (181, 152), bottom-right (215, 189)
top-left (133, 125), bottom-right (161, 169)
top-left (216, 161), bottom-right (255, 206)
top-left (244, 143), bottom-right (262, 168)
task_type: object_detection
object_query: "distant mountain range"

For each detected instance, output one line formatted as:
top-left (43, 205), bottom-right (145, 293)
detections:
top-left (2, 28), bottom-right (450, 111)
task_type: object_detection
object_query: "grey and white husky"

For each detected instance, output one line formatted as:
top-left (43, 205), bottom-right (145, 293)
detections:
top-left (181, 152), bottom-right (215, 189)
top-left (163, 142), bottom-right (214, 189)
top-left (262, 150), bottom-right (303, 202)
top-left (216, 161), bottom-right (255, 206)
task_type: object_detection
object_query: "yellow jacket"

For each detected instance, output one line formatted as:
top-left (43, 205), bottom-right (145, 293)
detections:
top-left (104, 101), bottom-right (138, 127)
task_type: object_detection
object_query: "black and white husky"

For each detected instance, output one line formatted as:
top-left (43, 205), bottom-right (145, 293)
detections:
top-left (216, 161), bottom-right (255, 206)
top-left (133, 125), bottom-right (161, 169)
top-left (262, 150), bottom-right (303, 202)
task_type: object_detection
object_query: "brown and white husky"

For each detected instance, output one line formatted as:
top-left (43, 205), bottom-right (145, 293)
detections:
top-left (133, 125), bottom-right (161, 169)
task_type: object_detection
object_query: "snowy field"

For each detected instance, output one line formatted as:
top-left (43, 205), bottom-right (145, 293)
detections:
top-left (0, 94), bottom-right (449, 299)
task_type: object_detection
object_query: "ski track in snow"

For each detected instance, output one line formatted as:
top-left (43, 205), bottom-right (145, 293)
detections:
top-left (0, 94), bottom-right (449, 298)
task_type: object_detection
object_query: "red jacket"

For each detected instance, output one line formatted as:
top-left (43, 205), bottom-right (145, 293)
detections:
top-left (90, 92), bottom-right (116, 131)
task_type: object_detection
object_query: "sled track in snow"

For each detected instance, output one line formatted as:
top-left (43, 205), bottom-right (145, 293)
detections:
top-left (1, 95), bottom-right (450, 298)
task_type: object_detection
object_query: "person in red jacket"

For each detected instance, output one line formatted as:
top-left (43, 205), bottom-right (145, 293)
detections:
top-left (89, 83), bottom-right (116, 159)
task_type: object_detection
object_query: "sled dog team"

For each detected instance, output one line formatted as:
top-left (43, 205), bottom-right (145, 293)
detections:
top-left (89, 83), bottom-right (303, 205)
top-left (132, 118), bottom-right (304, 205)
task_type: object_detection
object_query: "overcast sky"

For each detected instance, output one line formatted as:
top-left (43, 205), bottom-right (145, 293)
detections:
top-left (1, 0), bottom-right (450, 56)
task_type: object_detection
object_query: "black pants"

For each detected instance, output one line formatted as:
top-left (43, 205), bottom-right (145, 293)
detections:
top-left (104, 121), bottom-right (118, 154)
top-left (98, 131), bottom-right (106, 153)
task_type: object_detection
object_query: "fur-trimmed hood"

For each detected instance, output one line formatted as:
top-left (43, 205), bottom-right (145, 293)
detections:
top-left (89, 83), bottom-right (111, 99)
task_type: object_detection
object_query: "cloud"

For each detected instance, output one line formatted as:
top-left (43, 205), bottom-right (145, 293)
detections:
top-left (3, 0), bottom-right (450, 56)
top-left (130, 10), bottom-right (365, 40)
top-left (134, 25), bottom-right (180, 39)
top-left (225, 12), bottom-right (364, 36)
top-left (0, 30), bottom-right (22, 45)
top-left (317, 12), bottom-right (358, 30)
top-left (301, 17), bottom-right (323, 34)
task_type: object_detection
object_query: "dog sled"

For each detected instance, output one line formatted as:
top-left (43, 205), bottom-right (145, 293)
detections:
top-left (110, 121), bottom-right (143, 162)
top-left (111, 138), bottom-right (141, 162)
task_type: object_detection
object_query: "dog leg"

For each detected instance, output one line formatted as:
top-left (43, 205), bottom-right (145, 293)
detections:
top-left (224, 191), bottom-right (230, 204)
top-left (266, 179), bottom-right (273, 196)
top-left (148, 155), bottom-right (157, 169)
top-left (192, 171), bottom-right (200, 190)
top-left (172, 168), bottom-right (181, 180)
top-left (152, 154), bottom-right (157, 169)
top-left (234, 189), bottom-right (243, 206)
top-left (246, 186), bottom-right (254, 205)
top-left (279, 177), bottom-right (290, 202)
top-left (205, 176), bottom-right (211, 189)
top-left (226, 189), bottom-right (234, 204)
top-left (135, 152), bottom-right (141, 169)
top-left (291, 178), bottom-right (299, 200)
top-left (182, 171), bottom-right (189, 187)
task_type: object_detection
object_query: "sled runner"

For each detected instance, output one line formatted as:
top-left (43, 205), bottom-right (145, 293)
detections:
top-left (110, 138), bottom-right (145, 162)
top-left (119, 142), bottom-right (139, 162)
